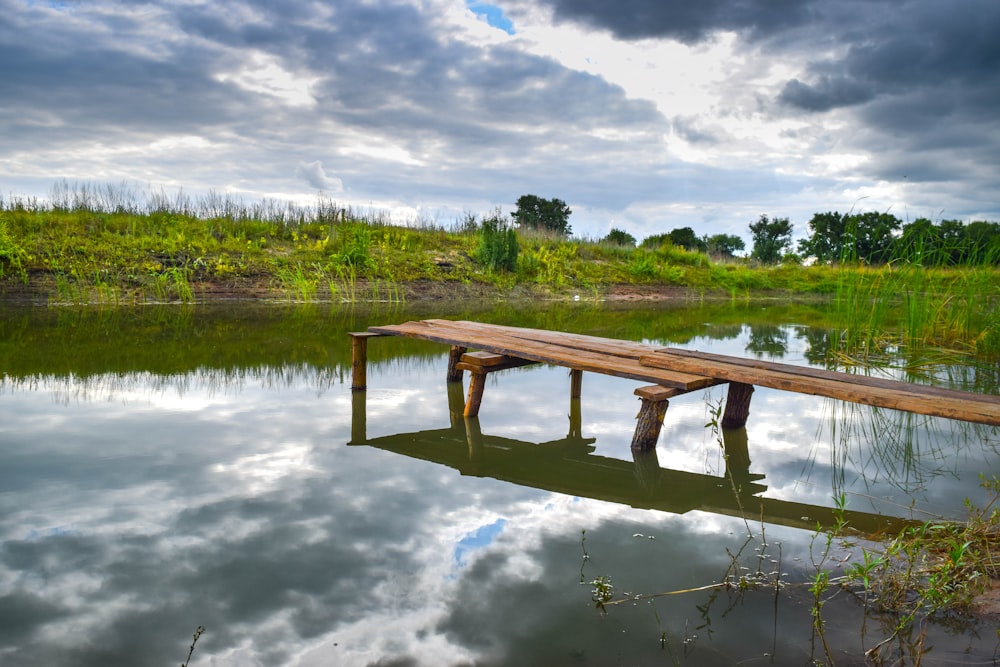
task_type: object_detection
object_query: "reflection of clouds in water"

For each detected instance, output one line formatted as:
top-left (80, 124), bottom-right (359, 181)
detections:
top-left (2, 337), bottom-right (998, 666)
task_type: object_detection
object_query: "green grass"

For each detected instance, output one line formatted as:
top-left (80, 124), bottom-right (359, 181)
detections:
top-left (2, 185), bottom-right (998, 360)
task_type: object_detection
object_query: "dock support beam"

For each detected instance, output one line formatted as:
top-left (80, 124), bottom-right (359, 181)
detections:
top-left (721, 382), bottom-right (754, 428)
top-left (570, 369), bottom-right (583, 399)
top-left (446, 346), bottom-right (468, 383)
top-left (465, 371), bottom-right (487, 418)
top-left (349, 332), bottom-right (382, 392)
top-left (350, 389), bottom-right (367, 444)
top-left (631, 385), bottom-right (675, 452)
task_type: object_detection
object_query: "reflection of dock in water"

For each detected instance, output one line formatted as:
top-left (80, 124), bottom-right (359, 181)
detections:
top-left (350, 385), bottom-right (912, 536)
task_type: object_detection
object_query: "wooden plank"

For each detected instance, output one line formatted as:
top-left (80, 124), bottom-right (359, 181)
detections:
top-left (640, 350), bottom-right (1000, 426)
top-left (424, 319), bottom-right (658, 359)
top-left (634, 385), bottom-right (685, 401)
top-left (369, 320), bottom-right (719, 391)
top-left (460, 351), bottom-right (527, 367)
top-left (656, 347), bottom-right (1000, 405)
top-left (456, 356), bottom-right (537, 373)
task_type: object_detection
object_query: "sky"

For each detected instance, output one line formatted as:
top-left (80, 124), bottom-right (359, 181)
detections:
top-left (2, 0), bottom-right (999, 244)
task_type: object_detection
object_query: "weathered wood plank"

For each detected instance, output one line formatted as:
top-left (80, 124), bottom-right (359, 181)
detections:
top-left (424, 319), bottom-right (659, 359)
top-left (370, 320), bottom-right (718, 391)
top-left (657, 347), bottom-right (1000, 405)
top-left (640, 350), bottom-right (1000, 426)
top-left (455, 355), bottom-right (537, 373)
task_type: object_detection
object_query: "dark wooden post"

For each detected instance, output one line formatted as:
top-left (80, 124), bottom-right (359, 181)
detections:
top-left (631, 385), bottom-right (676, 452)
top-left (465, 371), bottom-right (487, 417)
top-left (448, 380), bottom-right (466, 429)
top-left (721, 382), bottom-right (754, 428)
top-left (568, 398), bottom-right (582, 440)
top-left (721, 425), bottom-right (754, 492)
top-left (349, 332), bottom-right (381, 392)
top-left (568, 368), bottom-right (584, 440)
top-left (446, 346), bottom-right (468, 383)
top-left (465, 416), bottom-right (484, 459)
top-left (350, 388), bottom-right (367, 445)
top-left (631, 447), bottom-right (662, 495)
top-left (570, 369), bottom-right (583, 399)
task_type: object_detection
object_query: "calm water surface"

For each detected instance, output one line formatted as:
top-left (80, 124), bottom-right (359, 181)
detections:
top-left (1, 302), bottom-right (998, 666)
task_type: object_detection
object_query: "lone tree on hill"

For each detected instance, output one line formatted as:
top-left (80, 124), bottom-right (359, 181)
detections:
top-left (513, 195), bottom-right (572, 237)
top-left (749, 214), bottom-right (793, 264)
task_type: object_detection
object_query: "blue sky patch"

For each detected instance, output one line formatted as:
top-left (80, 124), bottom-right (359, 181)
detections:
top-left (466, 1), bottom-right (515, 35)
top-left (454, 517), bottom-right (507, 567)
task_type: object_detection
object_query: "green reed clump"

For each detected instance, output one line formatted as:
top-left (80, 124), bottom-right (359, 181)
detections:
top-left (831, 234), bottom-right (1000, 363)
top-left (474, 211), bottom-right (519, 273)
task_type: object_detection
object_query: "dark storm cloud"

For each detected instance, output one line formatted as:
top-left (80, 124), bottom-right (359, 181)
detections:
top-left (522, 0), bottom-right (1000, 199)
top-left (777, 76), bottom-right (875, 112)
top-left (525, 0), bottom-right (814, 43)
top-left (0, 0), bottom-right (665, 183)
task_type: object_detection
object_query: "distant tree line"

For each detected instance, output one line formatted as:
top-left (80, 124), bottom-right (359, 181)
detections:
top-left (613, 212), bottom-right (1000, 267)
top-left (797, 212), bottom-right (1000, 266)
top-left (506, 194), bottom-right (999, 268)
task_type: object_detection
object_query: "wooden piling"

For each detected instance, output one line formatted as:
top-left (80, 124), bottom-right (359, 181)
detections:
top-left (446, 346), bottom-right (468, 383)
top-left (350, 389), bottom-right (367, 445)
top-left (631, 385), bottom-right (678, 452)
top-left (349, 332), bottom-right (381, 392)
top-left (465, 371), bottom-right (487, 417)
top-left (570, 369), bottom-right (583, 399)
top-left (568, 397), bottom-right (582, 440)
top-left (721, 382), bottom-right (754, 428)
top-left (448, 380), bottom-right (467, 429)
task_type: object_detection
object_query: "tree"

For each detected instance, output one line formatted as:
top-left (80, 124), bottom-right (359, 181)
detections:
top-left (797, 211), bottom-right (847, 263)
top-left (704, 233), bottom-right (745, 258)
top-left (846, 211), bottom-right (900, 264)
top-left (749, 215), bottom-right (793, 264)
top-left (602, 227), bottom-right (636, 247)
top-left (667, 226), bottom-right (706, 252)
top-left (798, 210), bottom-right (901, 264)
top-left (512, 195), bottom-right (572, 237)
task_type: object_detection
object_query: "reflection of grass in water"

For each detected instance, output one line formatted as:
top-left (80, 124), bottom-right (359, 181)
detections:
top-left (806, 388), bottom-right (999, 502)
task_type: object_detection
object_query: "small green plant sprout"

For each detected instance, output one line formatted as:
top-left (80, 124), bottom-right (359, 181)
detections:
top-left (181, 625), bottom-right (205, 667)
top-left (589, 575), bottom-right (615, 612)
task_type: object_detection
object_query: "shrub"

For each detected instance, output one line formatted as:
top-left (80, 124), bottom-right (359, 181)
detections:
top-left (475, 212), bottom-right (519, 273)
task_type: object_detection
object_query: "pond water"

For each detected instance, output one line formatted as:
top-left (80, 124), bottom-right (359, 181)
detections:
top-left (1, 301), bottom-right (998, 666)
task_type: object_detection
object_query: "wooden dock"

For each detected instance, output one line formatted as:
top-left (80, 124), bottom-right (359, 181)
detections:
top-left (351, 319), bottom-right (1000, 451)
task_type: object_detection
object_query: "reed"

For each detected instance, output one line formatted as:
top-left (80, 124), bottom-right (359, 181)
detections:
top-left (831, 254), bottom-right (1000, 364)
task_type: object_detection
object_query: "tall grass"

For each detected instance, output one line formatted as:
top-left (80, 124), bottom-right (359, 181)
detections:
top-left (831, 227), bottom-right (1000, 364)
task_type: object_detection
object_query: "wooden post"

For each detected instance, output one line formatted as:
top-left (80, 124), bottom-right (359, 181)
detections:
top-left (350, 388), bottom-right (367, 445)
top-left (349, 332), bottom-right (380, 392)
top-left (465, 371), bottom-right (487, 417)
top-left (721, 382), bottom-right (754, 428)
top-left (721, 425), bottom-right (753, 491)
top-left (568, 397), bottom-right (582, 440)
top-left (448, 380), bottom-right (466, 429)
top-left (446, 346), bottom-right (468, 383)
top-left (465, 416), bottom-right (484, 459)
top-left (631, 447), bottom-right (662, 495)
top-left (631, 385), bottom-right (675, 452)
top-left (570, 369), bottom-right (583, 399)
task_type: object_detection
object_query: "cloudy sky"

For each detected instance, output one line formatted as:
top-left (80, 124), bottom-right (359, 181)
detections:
top-left (2, 0), bottom-right (998, 242)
